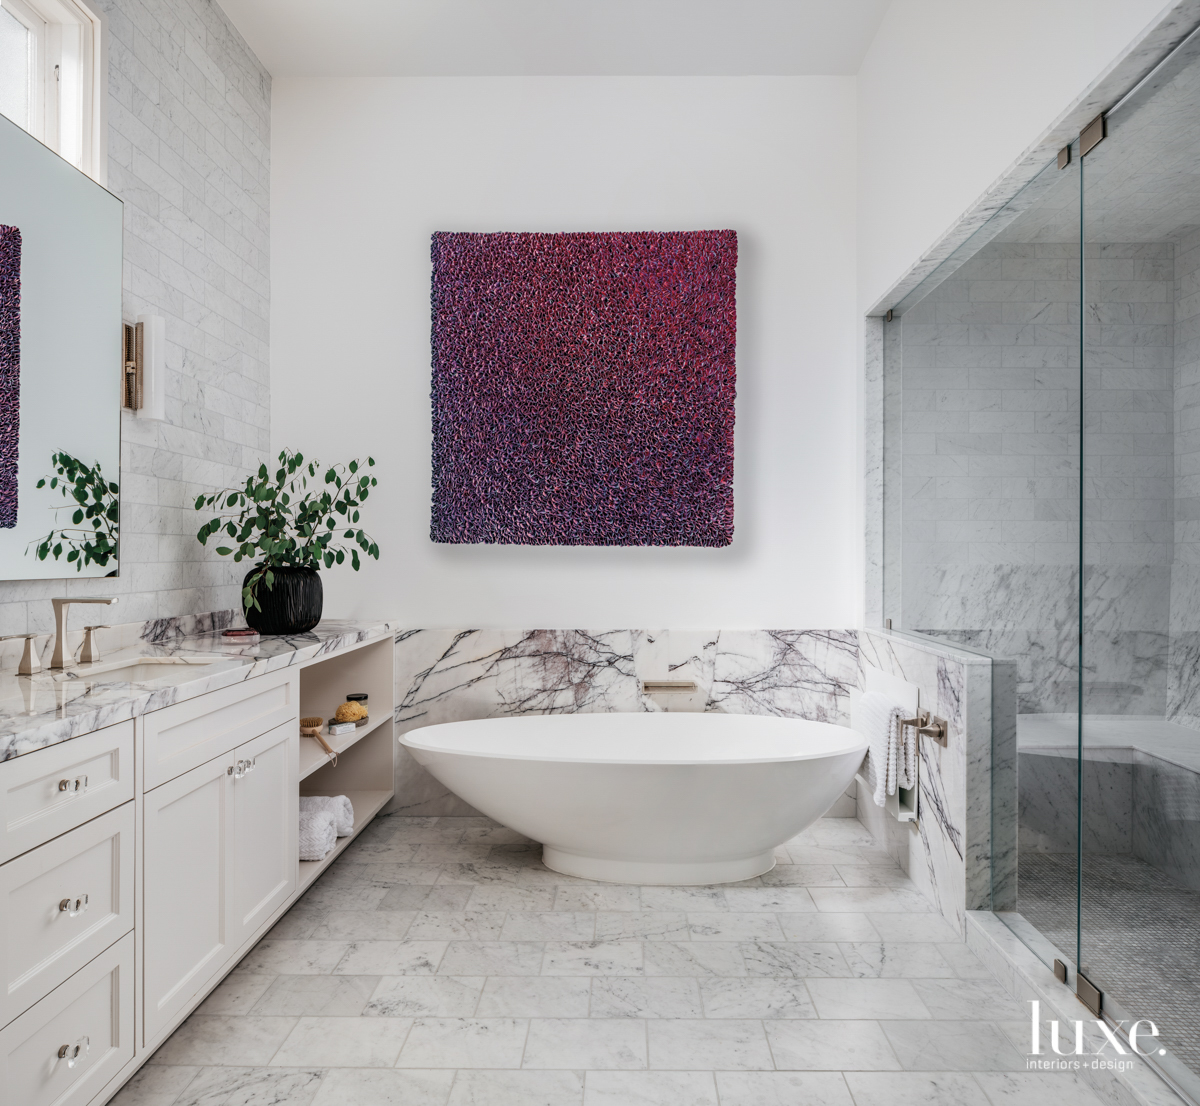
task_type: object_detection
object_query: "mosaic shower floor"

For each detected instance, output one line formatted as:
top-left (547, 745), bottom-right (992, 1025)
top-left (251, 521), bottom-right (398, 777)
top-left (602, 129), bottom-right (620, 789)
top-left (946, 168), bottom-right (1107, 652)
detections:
top-left (1019, 850), bottom-right (1200, 1073)
top-left (112, 816), bottom-right (1113, 1106)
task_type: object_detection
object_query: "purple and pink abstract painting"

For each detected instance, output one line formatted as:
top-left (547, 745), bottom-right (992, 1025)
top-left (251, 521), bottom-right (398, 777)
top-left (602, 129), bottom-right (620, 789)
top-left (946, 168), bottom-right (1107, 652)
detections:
top-left (0, 225), bottom-right (19, 529)
top-left (430, 230), bottom-right (737, 546)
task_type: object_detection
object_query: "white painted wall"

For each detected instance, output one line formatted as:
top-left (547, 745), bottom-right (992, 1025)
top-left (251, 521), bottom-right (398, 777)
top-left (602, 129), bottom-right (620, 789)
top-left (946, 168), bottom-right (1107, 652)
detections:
top-left (271, 77), bottom-right (859, 628)
top-left (857, 0), bottom-right (1174, 312)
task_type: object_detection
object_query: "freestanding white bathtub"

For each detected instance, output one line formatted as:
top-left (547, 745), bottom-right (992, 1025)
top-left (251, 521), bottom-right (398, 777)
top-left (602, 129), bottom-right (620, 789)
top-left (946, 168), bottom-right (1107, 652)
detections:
top-left (400, 713), bottom-right (868, 884)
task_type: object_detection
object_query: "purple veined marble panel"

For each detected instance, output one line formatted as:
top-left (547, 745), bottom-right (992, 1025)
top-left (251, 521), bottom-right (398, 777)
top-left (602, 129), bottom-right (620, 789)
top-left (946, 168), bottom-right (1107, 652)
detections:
top-left (0, 225), bottom-right (19, 528)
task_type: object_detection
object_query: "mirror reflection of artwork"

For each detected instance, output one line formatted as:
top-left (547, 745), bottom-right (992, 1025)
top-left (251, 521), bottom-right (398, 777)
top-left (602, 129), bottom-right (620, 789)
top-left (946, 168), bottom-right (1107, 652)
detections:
top-left (0, 225), bottom-right (18, 528)
top-left (0, 113), bottom-right (122, 579)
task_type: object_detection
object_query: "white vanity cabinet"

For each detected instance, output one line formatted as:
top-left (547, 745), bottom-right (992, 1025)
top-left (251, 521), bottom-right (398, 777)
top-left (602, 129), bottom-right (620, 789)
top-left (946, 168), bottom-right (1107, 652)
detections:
top-left (142, 717), bottom-right (298, 1042)
top-left (0, 625), bottom-right (394, 1106)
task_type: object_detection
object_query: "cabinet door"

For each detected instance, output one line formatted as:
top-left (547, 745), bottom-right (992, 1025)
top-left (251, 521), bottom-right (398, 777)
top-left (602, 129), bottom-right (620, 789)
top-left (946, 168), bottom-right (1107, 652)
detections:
top-left (142, 756), bottom-right (231, 1042)
top-left (227, 722), bottom-right (297, 947)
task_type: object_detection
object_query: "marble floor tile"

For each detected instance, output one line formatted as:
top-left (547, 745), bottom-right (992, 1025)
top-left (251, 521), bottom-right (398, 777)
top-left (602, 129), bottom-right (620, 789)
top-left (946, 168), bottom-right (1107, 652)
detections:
top-left (714, 1071), bottom-right (855, 1106)
top-left (379, 885), bottom-right (474, 912)
top-left (836, 866), bottom-right (921, 888)
top-left (309, 1068), bottom-right (455, 1106)
top-left (839, 941), bottom-right (956, 978)
top-left (805, 978), bottom-right (932, 1019)
top-left (584, 1070), bottom-right (718, 1105)
top-left (499, 912), bottom-right (596, 941)
top-left (541, 940), bottom-right (645, 975)
top-left (148, 1015), bottom-right (296, 1067)
top-left (234, 940), bottom-right (351, 976)
top-left (741, 941), bottom-right (852, 978)
top-left (438, 941), bottom-right (546, 976)
top-left (308, 910), bottom-right (416, 940)
top-left (396, 1017), bottom-right (529, 1069)
top-left (639, 886), bottom-right (728, 911)
top-left (406, 911), bottom-right (507, 941)
top-left (721, 887), bottom-right (817, 912)
top-left (589, 977), bottom-right (705, 1019)
top-left (641, 941), bottom-right (746, 977)
top-left (271, 1015), bottom-right (411, 1066)
top-left (476, 976), bottom-right (592, 1017)
top-left (172, 1067), bottom-right (323, 1106)
top-left (107, 1064), bottom-right (200, 1106)
top-left (785, 845), bottom-right (875, 866)
top-left (462, 825), bottom-right (535, 845)
top-left (463, 885), bottom-right (557, 912)
top-left (688, 912), bottom-right (786, 941)
top-left (909, 977), bottom-right (1029, 1020)
top-left (410, 843), bottom-right (498, 865)
top-left (333, 940), bottom-right (447, 975)
top-left (936, 942), bottom-right (995, 979)
top-left (809, 887), bottom-right (933, 913)
top-left (264, 905), bottom-right (322, 940)
top-left (973, 1071), bottom-right (1109, 1106)
top-left (552, 884), bottom-right (642, 911)
top-left (764, 1019), bottom-right (902, 1071)
top-left (843, 1071), bottom-right (991, 1106)
top-left (759, 865), bottom-right (846, 887)
top-left (866, 911), bottom-right (960, 941)
top-left (648, 1019), bottom-right (773, 1070)
top-left (594, 911), bottom-right (690, 941)
top-left (251, 974), bottom-right (379, 1016)
top-left (699, 977), bottom-right (816, 1019)
top-left (447, 1070), bottom-right (584, 1106)
top-left (196, 973), bottom-right (275, 1016)
top-left (880, 1019), bottom-right (1027, 1071)
top-left (364, 975), bottom-right (486, 1017)
top-left (777, 913), bottom-right (881, 942)
top-left (523, 1017), bottom-right (647, 1069)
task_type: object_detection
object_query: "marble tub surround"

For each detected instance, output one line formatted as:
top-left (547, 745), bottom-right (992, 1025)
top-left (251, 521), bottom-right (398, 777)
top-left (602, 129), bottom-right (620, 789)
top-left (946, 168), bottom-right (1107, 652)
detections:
top-left (858, 629), bottom-right (1006, 933)
top-left (110, 813), bottom-right (1121, 1106)
top-left (393, 629), bottom-right (859, 817)
top-left (0, 612), bottom-right (398, 763)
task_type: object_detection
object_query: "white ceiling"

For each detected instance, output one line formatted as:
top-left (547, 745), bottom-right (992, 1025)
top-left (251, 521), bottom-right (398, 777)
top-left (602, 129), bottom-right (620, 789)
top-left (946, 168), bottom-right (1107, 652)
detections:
top-left (217, 0), bottom-right (892, 79)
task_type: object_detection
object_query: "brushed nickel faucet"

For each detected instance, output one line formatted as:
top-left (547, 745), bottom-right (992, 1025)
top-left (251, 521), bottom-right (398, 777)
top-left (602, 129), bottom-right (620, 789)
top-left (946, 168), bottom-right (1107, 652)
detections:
top-left (50, 598), bottom-right (118, 669)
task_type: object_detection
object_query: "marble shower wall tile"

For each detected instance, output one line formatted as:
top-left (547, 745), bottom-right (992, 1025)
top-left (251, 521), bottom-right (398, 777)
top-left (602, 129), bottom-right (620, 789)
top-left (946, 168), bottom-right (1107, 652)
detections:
top-left (858, 628), bottom-right (998, 935)
top-left (392, 629), bottom-right (859, 816)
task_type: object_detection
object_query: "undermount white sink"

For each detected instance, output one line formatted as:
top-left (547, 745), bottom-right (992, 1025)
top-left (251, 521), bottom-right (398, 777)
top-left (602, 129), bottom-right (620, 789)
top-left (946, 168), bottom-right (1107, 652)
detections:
top-left (60, 656), bottom-right (225, 683)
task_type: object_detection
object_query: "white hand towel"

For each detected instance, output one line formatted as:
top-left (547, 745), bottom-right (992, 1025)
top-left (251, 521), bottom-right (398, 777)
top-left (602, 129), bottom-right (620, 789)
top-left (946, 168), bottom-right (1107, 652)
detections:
top-left (858, 691), bottom-right (917, 807)
top-left (299, 809), bottom-right (337, 860)
top-left (300, 794), bottom-right (355, 837)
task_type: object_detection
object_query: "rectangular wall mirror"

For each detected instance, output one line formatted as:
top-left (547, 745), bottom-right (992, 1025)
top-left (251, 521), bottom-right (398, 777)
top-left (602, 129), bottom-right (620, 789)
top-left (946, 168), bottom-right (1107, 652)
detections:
top-left (0, 112), bottom-right (122, 579)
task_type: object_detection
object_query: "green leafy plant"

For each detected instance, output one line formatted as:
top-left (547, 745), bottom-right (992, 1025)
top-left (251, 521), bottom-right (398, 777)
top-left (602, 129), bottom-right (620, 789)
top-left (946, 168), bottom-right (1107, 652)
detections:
top-left (195, 448), bottom-right (380, 614)
top-left (28, 451), bottom-right (120, 573)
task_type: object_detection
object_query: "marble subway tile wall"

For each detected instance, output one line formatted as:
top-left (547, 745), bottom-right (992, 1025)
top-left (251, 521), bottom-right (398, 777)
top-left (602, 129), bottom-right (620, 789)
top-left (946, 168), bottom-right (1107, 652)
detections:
top-left (897, 240), bottom-right (1174, 715)
top-left (392, 629), bottom-right (859, 817)
top-left (1170, 225), bottom-right (1200, 727)
top-left (0, 0), bottom-right (270, 633)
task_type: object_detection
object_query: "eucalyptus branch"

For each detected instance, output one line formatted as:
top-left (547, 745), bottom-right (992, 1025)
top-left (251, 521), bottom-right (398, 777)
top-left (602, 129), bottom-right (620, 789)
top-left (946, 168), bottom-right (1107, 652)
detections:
top-left (195, 449), bottom-right (380, 613)
top-left (27, 451), bottom-right (120, 572)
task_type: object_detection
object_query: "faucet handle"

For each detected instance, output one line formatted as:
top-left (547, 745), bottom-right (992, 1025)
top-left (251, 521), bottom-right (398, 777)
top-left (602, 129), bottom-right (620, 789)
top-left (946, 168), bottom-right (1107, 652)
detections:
top-left (80, 626), bottom-right (109, 666)
top-left (1, 633), bottom-right (42, 676)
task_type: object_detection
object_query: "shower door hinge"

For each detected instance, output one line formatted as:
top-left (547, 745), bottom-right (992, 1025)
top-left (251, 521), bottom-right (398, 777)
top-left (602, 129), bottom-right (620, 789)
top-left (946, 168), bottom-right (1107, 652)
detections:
top-left (1077, 970), bottom-right (1102, 1016)
top-left (1058, 145), bottom-right (1071, 170)
top-left (1080, 113), bottom-right (1106, 157)
top-left (1053, 959), bottom-right (1068, 984)
top-left (886, 309), bottom-right (894, 322)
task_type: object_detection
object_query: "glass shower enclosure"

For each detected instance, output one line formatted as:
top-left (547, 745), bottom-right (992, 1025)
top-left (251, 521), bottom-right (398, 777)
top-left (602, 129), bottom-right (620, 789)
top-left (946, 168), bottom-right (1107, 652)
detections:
top-left (882, 24), bottom-right (1200, 1094)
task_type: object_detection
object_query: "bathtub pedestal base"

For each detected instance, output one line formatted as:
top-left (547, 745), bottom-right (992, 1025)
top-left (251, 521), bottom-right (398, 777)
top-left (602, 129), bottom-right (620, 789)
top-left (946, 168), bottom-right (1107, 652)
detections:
top-left (541, 846), bottom-right (776, 886)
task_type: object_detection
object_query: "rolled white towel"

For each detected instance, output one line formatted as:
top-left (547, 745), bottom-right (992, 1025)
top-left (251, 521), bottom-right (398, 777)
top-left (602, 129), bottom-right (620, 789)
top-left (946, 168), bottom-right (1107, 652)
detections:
top-left (299, 809), bottom-right (337, 860)
top-left (300, 794), bottom-right (355, 837)
top-left (858, 691), bottom-right (913, 807)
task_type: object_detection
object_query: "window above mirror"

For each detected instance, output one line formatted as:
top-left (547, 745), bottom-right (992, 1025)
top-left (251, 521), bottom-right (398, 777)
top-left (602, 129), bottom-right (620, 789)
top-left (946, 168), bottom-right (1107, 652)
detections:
top-left (0, 0), bottom-right (103, 183)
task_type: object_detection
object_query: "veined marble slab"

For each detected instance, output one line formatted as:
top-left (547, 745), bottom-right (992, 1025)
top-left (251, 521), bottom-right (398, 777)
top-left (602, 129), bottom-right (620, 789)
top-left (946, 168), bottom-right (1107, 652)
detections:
top-left (0, 612), bottom-right (397, 763)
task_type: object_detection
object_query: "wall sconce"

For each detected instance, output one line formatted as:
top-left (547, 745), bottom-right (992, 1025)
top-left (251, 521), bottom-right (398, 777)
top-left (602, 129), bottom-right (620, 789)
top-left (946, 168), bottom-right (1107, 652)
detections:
top-left (122, 313), bottom-right (165, 420)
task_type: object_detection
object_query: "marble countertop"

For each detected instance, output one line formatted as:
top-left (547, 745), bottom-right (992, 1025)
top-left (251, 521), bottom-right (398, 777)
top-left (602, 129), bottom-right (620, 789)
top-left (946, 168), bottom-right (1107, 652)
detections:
top-left (1018, 713), bottom-right (1200, 775)
top-left (0, 617), bottom-right (397, 764)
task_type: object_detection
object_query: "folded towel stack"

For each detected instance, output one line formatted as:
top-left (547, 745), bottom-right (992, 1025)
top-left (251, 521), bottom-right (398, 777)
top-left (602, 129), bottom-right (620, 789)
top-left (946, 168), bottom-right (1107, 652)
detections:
top-left (300, 794), bottom-right (355, 837)
top-left (858, 691), bottom-right (918, 808)
top-left (298, 809), bottom-right (337, 860)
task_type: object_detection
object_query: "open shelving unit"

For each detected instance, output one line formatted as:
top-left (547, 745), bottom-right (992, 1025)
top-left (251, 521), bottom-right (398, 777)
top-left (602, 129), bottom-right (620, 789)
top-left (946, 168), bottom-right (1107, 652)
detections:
top-left (296, 634), bottom-right (394, 889)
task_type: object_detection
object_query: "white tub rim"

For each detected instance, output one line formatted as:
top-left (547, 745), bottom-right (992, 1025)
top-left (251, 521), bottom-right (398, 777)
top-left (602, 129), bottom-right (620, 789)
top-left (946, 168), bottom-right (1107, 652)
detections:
top-left (399, 712), bottom-right (867, 767)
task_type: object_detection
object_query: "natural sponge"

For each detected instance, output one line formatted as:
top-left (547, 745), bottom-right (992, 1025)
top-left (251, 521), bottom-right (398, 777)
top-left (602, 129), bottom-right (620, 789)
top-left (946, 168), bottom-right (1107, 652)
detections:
top-left (334, 701), bottom-right (368, 724)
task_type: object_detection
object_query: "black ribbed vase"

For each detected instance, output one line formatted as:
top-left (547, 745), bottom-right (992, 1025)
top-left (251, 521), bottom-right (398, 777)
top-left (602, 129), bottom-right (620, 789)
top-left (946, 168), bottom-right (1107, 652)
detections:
top-left (242, 565), bottom-right (323, 635)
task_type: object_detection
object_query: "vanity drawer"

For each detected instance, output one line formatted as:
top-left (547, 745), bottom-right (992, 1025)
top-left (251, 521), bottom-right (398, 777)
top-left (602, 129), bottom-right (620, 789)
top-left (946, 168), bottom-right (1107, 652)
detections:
top-left (0, 722), bottom-right (133, 865)
top-left (0, 803), bottom-right (133, 1028)
top-left (143, 668), bottom-right (298, 790)
top-left (0, 931), bottom-right (133, 1106)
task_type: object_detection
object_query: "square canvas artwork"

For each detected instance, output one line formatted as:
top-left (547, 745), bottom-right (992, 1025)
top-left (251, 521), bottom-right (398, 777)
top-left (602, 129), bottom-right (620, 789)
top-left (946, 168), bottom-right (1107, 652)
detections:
top-left (430, 229), bottom-right (737, 546)
top-left (0, 225), bottom-right (19, 529)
